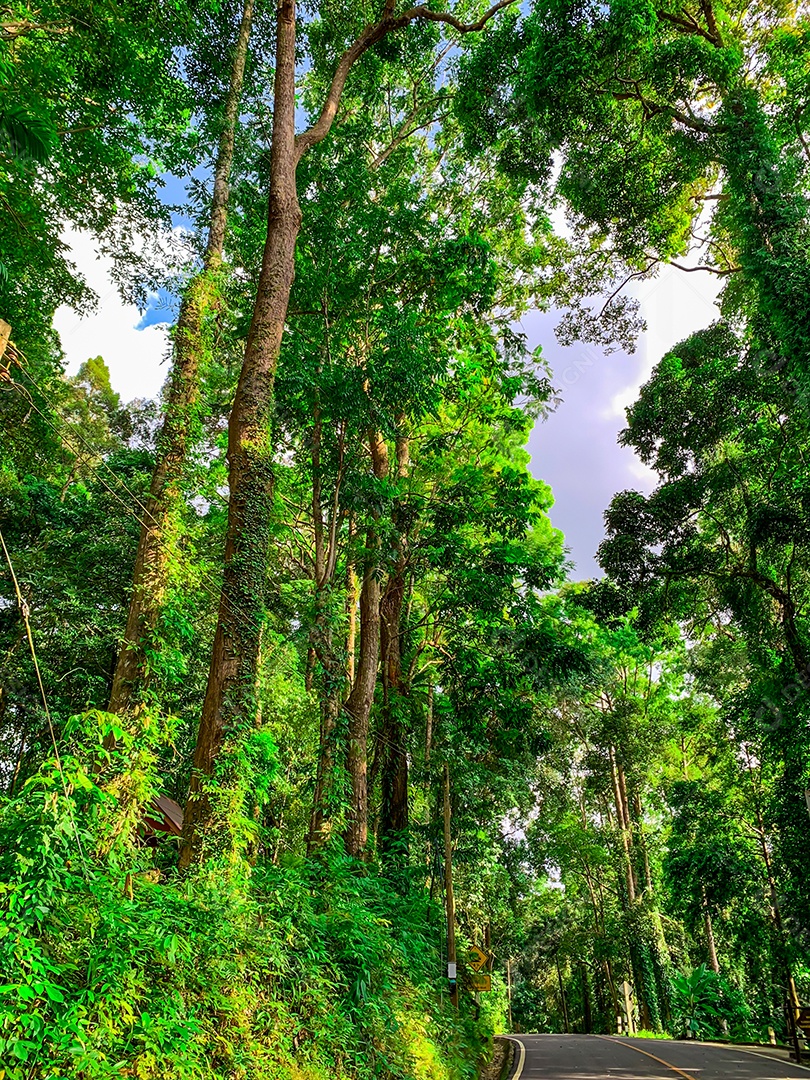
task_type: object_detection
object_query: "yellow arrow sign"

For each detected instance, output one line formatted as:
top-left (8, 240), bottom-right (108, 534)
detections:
top-left (468, 945), bottom-right (490, 972)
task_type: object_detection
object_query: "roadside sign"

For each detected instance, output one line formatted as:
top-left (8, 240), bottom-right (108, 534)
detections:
top-left (468, 945), bottom-right (490, 972)
top-left (470, 972), bottom-right (492, 992)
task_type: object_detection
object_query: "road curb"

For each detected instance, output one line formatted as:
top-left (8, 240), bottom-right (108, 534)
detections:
top-left (501, 1035), bottom-right (524, 1079)
top-left (481, 1036), bottom-right (515, 1080)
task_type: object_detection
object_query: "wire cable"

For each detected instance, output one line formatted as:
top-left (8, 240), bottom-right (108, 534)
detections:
top-left (6, 358), bottom-right (414, 759)
top-left (0, 527), bottom-right (88, 874)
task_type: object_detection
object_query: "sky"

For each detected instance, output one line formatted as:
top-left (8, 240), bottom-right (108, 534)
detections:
top-left (53, 232), bottom-right (723, 581)
top-left (525, 265), bottom-right (722, 578)
top-left (54, 230), bottom-right (173, 403)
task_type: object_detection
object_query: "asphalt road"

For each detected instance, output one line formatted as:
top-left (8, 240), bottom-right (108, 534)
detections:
top-left (507, 1034), bottom-right (810, 1080)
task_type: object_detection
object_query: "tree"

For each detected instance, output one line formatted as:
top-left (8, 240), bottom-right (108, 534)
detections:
top-left (179, 0), bottom-right (525, 866)
top-left (599, 322), bottom-right (810, 933)
top-left (456, 0), bottom-right (810, 366)
top-left (107, 0), bottom-right (257, 717)
top-left (0, 0), bottom-right (196, 350)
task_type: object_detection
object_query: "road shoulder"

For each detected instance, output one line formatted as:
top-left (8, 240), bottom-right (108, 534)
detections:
top-left (480, 1036), bottom-right (516, 1080)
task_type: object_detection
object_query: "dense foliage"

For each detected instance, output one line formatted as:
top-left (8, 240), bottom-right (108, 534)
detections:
top-left (1, 0), bottom-right (809, 1073)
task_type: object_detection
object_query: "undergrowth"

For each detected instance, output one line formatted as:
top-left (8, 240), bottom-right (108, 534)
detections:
top-left (0, 713), bottom-right (490, 1079)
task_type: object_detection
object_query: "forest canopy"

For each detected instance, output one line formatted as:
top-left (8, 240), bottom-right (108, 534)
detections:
top-left (1, 0), bottom-right (809, 1074)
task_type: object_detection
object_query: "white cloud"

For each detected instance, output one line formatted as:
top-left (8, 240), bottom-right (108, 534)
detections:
top-left (604, 262), bottom-right (724, 420)
top-left (53, 229), bottom-right (171, 403)
top-left (626, 457), bottom-right (657, 485)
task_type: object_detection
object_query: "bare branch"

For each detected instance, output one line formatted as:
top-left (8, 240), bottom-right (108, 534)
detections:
top-left (655, 8), bottom-right (716, 45)
top-left (370, 98), bottom-right (447, 169)
top-left (611, 82), bottom-right (723, 134)
top-left (403, 0), bottom-right (516, 33)
top-left (669, 261), bottom-right (741, 275)
top-left (650, 102), bottom-right (722, 134)
top-left (1, 19), bottom-right (71, 39)
top-left (599, 258), bottom-right (659, 317)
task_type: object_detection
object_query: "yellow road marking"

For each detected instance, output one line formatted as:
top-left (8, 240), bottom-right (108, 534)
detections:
top-left (506, 1037), bottom-right (526, 1079)
top-left (596, 1035), bottom-right (700, 1080)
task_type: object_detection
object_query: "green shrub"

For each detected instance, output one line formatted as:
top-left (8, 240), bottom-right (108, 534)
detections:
top-left (0, 718), bottom-right (487, 1079)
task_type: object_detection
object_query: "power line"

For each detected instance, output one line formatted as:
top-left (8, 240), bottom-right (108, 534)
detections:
top-left (6, 358), bottom-right (416, 759)
top-left (7, 355), bottom-right (272, 646)
top-left (0, 526), bottom-right (88, 875)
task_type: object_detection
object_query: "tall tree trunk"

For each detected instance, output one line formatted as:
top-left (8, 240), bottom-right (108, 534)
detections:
top-left (378, 568), bottom-right (409, 852)
top-left (633, 792), bottom-right (654, 893)
top-left (308, 682), bottom-right (342, 849)
top-left (346, 516), bottom-right (358, 685)
top-left (746, 759), bottom-right (803, 1056)
top-left (179, 0), bottom-right (300, 868)
top-left (604, 959), bottom-right (620, 1033)
top-left (307, 604), bottom-right (340, 850)
top-left (443, 760), bottom-right (458, 1008)
top-left (8, 730), bottom-right (25, 795)
top-left (424, 679), bottom-right (434, 764)
top-left (556, 957), bottom-right (570, 1033)
top-left (702, 890), bottom-right (720, 974)
top-left (581, 965), bottom-right (592, 1034)
top-left (343, 546), bottom-right (382, 856)
top-left (633, 789), bottom-right (673, 1026)
top-left (379, 430), bottom-right (410, 856)
top-left (108, 0), bottom-right (254, 716)
top-left (609, 747), bottom-right (637, 903)
top-left (610, 751), bottom-right (665, 1030)
top-left (205, 0), bottom-right (254, 270)
top-left (342, 430), bottom-right (388, 856)
top-left (307, 404), bottom-right (346, 850)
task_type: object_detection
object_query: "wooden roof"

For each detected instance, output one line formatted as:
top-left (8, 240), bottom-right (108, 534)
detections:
top-left (143, 795), bottom-right (184, 837)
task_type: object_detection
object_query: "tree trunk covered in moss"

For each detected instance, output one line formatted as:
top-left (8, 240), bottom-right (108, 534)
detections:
top-left (108, 0), bottom-right (254, 717)
top-left (205, 0), bottom-right (254, 268)
top-left (179, 0), bottom-right (301, 868)
top-left (178, 0), bottom-right (513, 867)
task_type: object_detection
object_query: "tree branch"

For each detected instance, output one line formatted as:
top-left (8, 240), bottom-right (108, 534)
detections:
top-left (670, 261), bottom-right (741, 276)
top-left (699, 0), bottom-right (723, 46)
top-left (370, 101), bottom-right (447, 169)
top-left (655, 8), bottom-right (716, 45)
top-left (611, 85), bottom-right (724, 133)
top-left (599, 258), bottom-right (659, 317)
top-left (1, 19), bottom-right (71, 40)
top-left (295, 0), bottom-right (516, 162)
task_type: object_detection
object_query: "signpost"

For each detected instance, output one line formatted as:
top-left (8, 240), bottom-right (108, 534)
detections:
top-left (468, 945), bottom-right (489, 972)
top-left (467, 945), bottom-right (492, 993)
